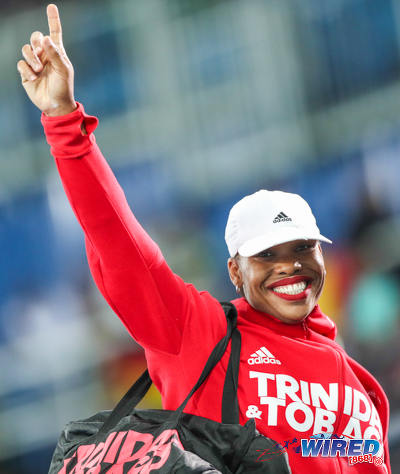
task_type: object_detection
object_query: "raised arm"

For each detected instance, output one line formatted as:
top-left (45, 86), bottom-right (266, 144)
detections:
top-left (17, 4), bottom-right (227, 354)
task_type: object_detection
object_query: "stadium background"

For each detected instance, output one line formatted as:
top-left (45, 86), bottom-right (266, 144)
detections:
top-left (1, 0), bottom-right (400, 471)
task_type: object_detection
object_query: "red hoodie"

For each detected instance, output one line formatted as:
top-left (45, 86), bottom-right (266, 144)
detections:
top-left (41, 103), bottom-right (391, 473)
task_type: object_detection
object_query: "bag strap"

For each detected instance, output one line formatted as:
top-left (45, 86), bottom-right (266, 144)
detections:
top-left (169, 302), bottom-right (240, 426)
top-left (98, 302), bottom-right (240, 435)
top-left (98, 369), bottom-right (153, 435)
top-left (221, 324), bottom-right (241, 423)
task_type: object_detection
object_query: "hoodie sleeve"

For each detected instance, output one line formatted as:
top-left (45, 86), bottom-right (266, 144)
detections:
top-left (41, 103), bottom-right (226, 354)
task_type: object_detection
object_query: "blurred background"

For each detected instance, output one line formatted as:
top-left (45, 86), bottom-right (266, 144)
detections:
top-left (1, 0), bottom-right (400, 471)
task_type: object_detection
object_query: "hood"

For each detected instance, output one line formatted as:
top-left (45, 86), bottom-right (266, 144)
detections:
top-left (306, 304), bottom-right (337, 340)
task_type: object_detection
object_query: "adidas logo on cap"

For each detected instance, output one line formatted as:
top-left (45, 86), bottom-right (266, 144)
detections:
top-left (247, 346), bottom-right (281, 365)
top-left (273, 212), bottom-right (292, 223)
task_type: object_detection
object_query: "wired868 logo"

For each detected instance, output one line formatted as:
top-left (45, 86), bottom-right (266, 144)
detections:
top-left (301, 436), bottom-right (383, 466)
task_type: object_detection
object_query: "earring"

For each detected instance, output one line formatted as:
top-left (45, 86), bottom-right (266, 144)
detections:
top-left (235, 285), bottom-right (240, 294)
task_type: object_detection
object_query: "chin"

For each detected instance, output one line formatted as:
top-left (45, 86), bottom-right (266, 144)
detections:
top-left (272, 303), bottom-right (313, 324)
top-left (281, 313), bottom-right (309, 324)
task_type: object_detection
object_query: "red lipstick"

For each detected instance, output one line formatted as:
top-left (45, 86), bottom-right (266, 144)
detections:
top-left (267, 276), bottom-right (312, 301)
top-left (268, 275), bottom-right (312, 289)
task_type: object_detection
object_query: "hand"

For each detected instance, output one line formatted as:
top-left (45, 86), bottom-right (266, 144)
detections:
top-left (17, 4), bottom-right (77, 116)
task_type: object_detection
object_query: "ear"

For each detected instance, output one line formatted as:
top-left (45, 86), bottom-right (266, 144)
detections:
top-left (317, 242), bottom-right (324, 261)
top-left (227, 256), bottom-right (242, 288)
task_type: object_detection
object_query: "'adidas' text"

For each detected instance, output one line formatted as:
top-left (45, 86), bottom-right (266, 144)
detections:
top-left (273, 212), bottom-right (292, 223)
top-left (247, 347), bottom-right (281, 365)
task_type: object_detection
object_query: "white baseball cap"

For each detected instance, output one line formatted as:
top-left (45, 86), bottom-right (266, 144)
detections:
top-left (225, 190), bottom-right (332, 257)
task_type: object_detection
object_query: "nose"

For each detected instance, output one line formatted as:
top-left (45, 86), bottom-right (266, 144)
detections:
top-left (274, 259), bottom-right (302, 275)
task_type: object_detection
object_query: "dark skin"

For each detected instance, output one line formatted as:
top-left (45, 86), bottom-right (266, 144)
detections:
top-left (227, 239), bottom-right (326, 324)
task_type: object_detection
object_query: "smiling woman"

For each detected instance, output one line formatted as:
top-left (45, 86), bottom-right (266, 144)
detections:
top-left (226, 189), bottom-right (329, 323)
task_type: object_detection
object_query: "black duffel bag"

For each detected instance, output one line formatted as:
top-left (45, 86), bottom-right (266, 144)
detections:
top-left (49, 303), bottom-right (291, 473)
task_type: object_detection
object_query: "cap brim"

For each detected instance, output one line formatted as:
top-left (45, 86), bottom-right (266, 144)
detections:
top-left (238, 228), bottom-right (332, 257)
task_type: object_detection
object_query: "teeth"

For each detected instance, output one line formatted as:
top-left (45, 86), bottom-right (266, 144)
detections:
top-left (272, 281), bottom-right (307, 295)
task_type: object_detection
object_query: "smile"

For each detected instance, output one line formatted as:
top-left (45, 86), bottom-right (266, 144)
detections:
top-left (273, 281), bottom-right (307, 295)
top-left (267, 276), bottom-right (312, 301)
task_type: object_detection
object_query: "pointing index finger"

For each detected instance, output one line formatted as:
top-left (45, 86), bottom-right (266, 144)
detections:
top-left (47, 4), bottom-right (63, 46)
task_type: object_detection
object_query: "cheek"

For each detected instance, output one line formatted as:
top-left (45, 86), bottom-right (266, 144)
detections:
top-left (241, 266), bottom-right (264, 293)
top-left (313, 256), bottom-right (326, 295)
top-left (313, 250), bottom-right (326, 274)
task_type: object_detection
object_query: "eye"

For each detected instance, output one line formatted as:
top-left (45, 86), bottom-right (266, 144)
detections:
top-left (255, 250), bottom-right (274, 258)
top-left (296, 242), bottom-right (316, 252)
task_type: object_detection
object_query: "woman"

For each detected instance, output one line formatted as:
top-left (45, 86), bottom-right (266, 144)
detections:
top-left (17, 5), bottom-right (390, 472)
